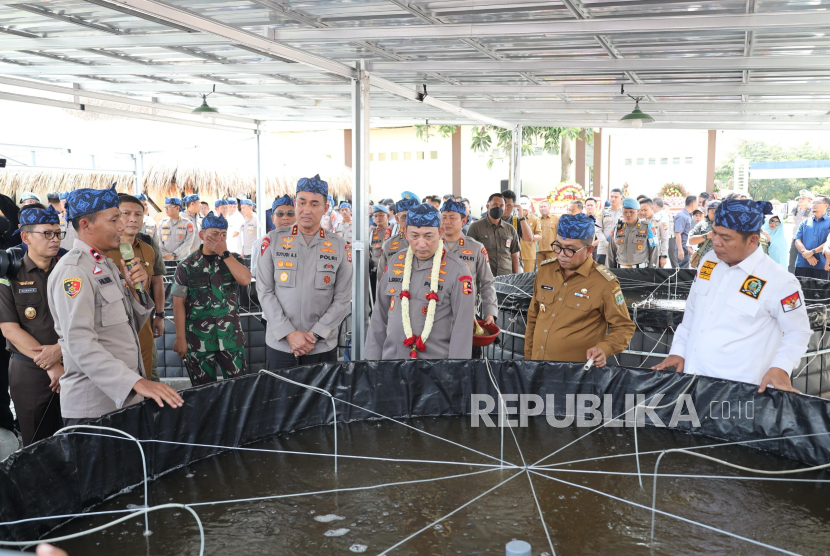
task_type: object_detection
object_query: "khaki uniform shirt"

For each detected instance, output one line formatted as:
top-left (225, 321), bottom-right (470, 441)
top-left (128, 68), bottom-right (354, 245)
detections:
top-left (365, 249), bottom-right (475, 360)
top-left (538, 214), bottom-right (560, 255)
top-left (378, 230), bottom-right (409, 278)
top-left (155, 217), bottom-right (196, 260)
top-left (48, 239), bottom-right (154, 419)
top-left (370, 226), bottom-right (392, 267)
top-left (256, 224), bottom-right (353, 355)
top-left (466, 217), bottom-right (521, 277)
top-left (518, 213), bottom-right (541, 262)
top-left (596, 207), bottom-right (623, 255)
top-left (241, 215), bottom-right (258, 256)
top-left (524, 256), bottom-right (635, 362)
top-left (607, 220), bottom-right (660, 268)
top-left (107, 238), bottom-right (156, 380)
top-left (0, 254), bottom-right (59, 355)
top-left (335, 220), bottom-right (353, 244)
top-left (444, 236), bottom-right (498, 318)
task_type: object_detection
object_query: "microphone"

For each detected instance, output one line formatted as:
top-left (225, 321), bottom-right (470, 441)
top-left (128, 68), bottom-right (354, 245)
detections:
top-left (119, 242), bottom-right (148, 306)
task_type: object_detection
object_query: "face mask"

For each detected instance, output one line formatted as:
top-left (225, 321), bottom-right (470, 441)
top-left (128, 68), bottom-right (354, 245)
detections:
top-left (489, 206), bottom-right (504, 220)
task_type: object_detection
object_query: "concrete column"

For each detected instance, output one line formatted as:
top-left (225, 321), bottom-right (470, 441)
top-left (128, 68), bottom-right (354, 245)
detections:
top-left (592, 129), bottom-right (602, 197)
top-left (706, 129), bottom-right (717, 194)
top-left (451, 127), bottom-right (461, 198)
top-left (351, 62), bottom-right (370, 360)
top-left (575, 131), bottom-right (586, 189)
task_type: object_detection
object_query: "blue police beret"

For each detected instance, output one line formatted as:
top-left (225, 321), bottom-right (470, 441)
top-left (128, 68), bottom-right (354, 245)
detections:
top-left (558, 213), bottom-right (596, 240)
top-left (182, 194), bottom-right (200, 204)
top-left (440, 200), bottom-right (466, 216)
top-left (226, 198), bottom-right (237, 205)
top-left (20, 192), bottom-right (40, 203)
top-left (400, 191), bottom-right (420, 203)
top-left (272, 195), bottom-right (294, 210)
top-left (622, 197), bottom-right (639, 210)
top-left (714, 199), bottom-right (773, 232)
top-left (406, 203), bottom-right (440, 228)
top-left (165, 197), bottom-right (183, 207)
top-left (372, 204), bottom-right (389, 215)
top-left (240, 199), bottom-right (254, 206)
top-left (66, 185), bottom-right (120, 221)
top-left (136, 194), bottom-right (147, 201)
top-left (296, 174), bottom-right (328, 197)
top-left (201, 211), bottom-right (228, 230)
top-left (339, 202), bottom-right (351, 210)
top-left (14, 205), bottom-right (61, 235)
top-left (396, 198), bottom-right (419, 213)
top-left (215, 199), bottom-right (228, 208)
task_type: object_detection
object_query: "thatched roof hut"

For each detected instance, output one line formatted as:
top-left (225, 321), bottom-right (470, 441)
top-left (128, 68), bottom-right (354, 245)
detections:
top-left (0, 170), bottom-right (135, 202)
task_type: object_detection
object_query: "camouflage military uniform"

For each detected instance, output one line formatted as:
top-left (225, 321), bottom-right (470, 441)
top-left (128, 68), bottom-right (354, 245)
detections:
top-left (171, 248), bottom-right (247, 385)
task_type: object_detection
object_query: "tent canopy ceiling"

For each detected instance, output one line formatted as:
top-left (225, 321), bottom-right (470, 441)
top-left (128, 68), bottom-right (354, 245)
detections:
top-left (0, 0), bottom-right (829, 130)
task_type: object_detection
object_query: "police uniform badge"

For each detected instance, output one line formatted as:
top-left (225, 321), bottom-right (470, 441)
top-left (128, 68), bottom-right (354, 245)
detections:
top-left (24, 307), bottom-right (36, 319)
top-left (63, 277), bottom-right (82, 298)
top-left (781, 292), bottom-right (803, 313)
top-left (739, 275), bottom-right (766, 300)
top-left (698, 261), bottom-right (717, 281)
top-left (460, 275), bottom-right (473, 295)
top-left (279, 271), bottom-right (289, 283)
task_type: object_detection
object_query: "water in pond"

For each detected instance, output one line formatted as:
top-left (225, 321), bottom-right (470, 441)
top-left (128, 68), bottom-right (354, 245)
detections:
top-left (50, 417), bottom-right (830, 555)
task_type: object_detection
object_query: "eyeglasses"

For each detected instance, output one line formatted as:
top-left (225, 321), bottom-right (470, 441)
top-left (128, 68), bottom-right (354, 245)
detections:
top-left (27, 230), bottom-right (66, 240)
top-left (551, 242), bottom-right (588, 257)
top-left (275, 211), bottom-right (295, 217)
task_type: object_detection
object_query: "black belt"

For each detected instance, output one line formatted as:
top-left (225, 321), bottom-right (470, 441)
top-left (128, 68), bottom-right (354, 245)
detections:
top-left (11, 352), bottom-right (35, 364)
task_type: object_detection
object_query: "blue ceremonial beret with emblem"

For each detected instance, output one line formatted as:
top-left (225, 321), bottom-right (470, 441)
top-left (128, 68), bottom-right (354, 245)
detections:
top-left (395, 198), bottom-right (419, 213)
top-left (226, 198), bottom-right (237, 205)
top-left (558, 213), bottom-right (596, 240)
top-left (400, 190), bottom-right (420, 203)
top-left (14, 205), bottom-right (61, 235)
top-left (183, 194), bottom-right (200, 204)
top-left (406, 203), bottom-right (440, 228)
top-left (440, 199), bottom-right (466, 216)
top-left (339, 202), bottom-right (351, 210)
top-left (59, 192), bottom-right (69, 200)
top-left (165, 197), bottom-right (183, 207)
top-left (136, 194), bottom-right (147, 201)
top-left (272, 195), bottom-right (294, 210)
top-left (240, 199), bottom-right (253, 206)
top-left (215, 199), bottom-right (228, 208)
top-left (622, 197), bottom-right (639, 210)
top-left (714, 199), bottom-right (773, 232)
top-left (66, 185), bottom-right (120, 221)
top-left (201, 211), bottom-right (228, 230)
top-left (296, 174), bottom-right (328, 197)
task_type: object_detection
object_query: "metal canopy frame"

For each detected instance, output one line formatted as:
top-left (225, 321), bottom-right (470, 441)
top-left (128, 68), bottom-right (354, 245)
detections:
top-left (0, 0), bottom-right (829, 129)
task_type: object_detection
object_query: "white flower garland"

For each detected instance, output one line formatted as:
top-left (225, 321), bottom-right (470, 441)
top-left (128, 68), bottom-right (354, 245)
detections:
top-left (400, 239), bottom-right (443, 358)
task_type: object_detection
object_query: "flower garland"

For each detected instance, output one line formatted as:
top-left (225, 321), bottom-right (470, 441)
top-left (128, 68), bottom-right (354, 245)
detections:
top-left (400, 240), bottom-right (443, 358)
top-left (658, 182), bottom-right (688, 198)
top-left (548, 182), bottom-right (584, 203)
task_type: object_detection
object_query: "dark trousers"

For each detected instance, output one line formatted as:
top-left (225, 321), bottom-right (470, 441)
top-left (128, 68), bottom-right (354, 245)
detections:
top-left (266, 345), bottom-right (337, 370)
top-left (63, 418), bottom-right (90, 428)
top-left (795, 266), bottom-right (830, 280)
top-left (0, 343), bottom-right (14, 432)
top-left (8, 357), bottom-right (62, 446)
top-left (596, 254), bottom-right (607, 265)
top-left (789, 240), bottom-right (799, 274)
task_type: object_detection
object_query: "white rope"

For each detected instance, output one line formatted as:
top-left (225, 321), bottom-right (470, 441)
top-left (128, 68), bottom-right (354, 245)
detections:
top-left (650, 448), bottom-right (830, 542)
top-left (532, 466), bottom-right (830, 483)
top-left (377, 470), bottom-right (525, 555)
top-left (530, 470), bottom-right (800, 556)
top-left (0, 504), bottom-right (205, 556)
top-left (55, 425), bottom-right (151, 535)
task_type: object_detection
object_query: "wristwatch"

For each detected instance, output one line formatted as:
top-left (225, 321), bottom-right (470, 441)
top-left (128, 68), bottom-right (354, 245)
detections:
top-left (313, 333), bottom-right (325, 341)
top-left (154, 312), bottom-right (164, 319)
top-left (221, 250), bottom-right (231, 260)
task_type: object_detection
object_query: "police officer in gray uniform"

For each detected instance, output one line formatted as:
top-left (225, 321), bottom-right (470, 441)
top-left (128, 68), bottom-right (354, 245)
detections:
top-left (256, 175), bottom-right (353, 370)
top-left (155, 197), bottom-right (196, 261)
top-left (366, 204), bottom-right (475, 360)
top-left (182, 194), bottom-right (202, 255)
top-left (239, 199), bottom-right (258, 257)
top-left (440, 200), bottom-right (498, 325)
top-left (377, 198), bottom-right (418, 274)
top-left (48, 185), bottom-right (183, 424)
top-left (608, 197), bottom-right (660, 269)
top-left (639, 197), bottom-right (670, 267)
top-left (596, 188), bottom-right (624, 265)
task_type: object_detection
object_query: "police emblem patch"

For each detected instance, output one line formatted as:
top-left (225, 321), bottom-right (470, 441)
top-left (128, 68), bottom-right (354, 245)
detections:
top-left (459, 275), bottom-right (473, 295)
top-left (323, 275), bottom-right (331, 284)
top-left (699, 260), bottom-right (717, 281)
top-left (24, 307), bottom-right (36, 319)
top-left (261, 237), bottom-right (271, 256)
top-left (613, 287), bottom-right (624, 306)
top-left (63, 278), bottom-right (82, 298)
top-left (277, 260), bottom-right (284, 268)
top-left (636, 245), bottom-right (644, 251)
top-left (781, 292), bottom-right (803, 313)
top-left (279, 271), bottom-right (289, 283)
top-left (461, 249), bottom-right (474, 255)
top-left (740, 275), bottom-right (767, 300)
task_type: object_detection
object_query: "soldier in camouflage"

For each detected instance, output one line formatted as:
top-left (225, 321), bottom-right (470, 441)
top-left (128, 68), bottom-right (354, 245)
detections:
top-left (171, 211), bottom-right (252, 386)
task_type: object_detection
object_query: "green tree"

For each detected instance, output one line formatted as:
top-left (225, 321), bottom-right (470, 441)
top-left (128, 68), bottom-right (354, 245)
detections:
top-left (715, 140), bottom-right (830, 201)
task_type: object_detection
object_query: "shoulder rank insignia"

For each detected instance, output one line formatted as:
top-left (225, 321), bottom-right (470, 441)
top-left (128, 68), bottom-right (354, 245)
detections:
top-left (539, 257), bottom-right (558, 267)
top-left (595, 264), bottom-right (616, 282)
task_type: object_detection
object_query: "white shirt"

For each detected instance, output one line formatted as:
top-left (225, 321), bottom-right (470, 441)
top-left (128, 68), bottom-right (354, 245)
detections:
top-left (670, 247), bottom-right (812, 385)
top-left (250, 235), bottom-right (265, 277)
top-left (226, 210), bottom-right (245, 253)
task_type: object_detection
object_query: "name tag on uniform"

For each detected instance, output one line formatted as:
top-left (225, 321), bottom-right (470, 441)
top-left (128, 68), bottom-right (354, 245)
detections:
top-left (541, 285), bottom-right (553, 291)
top-left (506, 239), bottom-right (511, 248)
top-left (18, 288), bottom-right (37, 294)
top-left (98, 277), bottom-right (113, 285)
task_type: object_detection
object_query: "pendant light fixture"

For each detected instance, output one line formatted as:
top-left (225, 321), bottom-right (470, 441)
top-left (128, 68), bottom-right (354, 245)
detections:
top-left (192, 84), bottom-right (218, 118)
top-left (619, 87), bottom-right (654, 128)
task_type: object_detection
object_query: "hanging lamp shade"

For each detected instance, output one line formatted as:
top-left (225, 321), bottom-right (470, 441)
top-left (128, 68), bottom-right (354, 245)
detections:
top-left (191, 96), bottom-right (219, 118)
top-left (619, 100), bottom-right (654, 128)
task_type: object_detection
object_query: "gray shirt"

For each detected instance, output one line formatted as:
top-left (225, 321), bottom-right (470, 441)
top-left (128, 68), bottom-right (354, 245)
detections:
top-left (48, 238), bottom-right (154, 419)
top-left (365, 249), bottom-right (475, 360)
top-left (377, 230), bottom-right (409, 279)
top-left (444, 235), bottom-right (498, 318)
top-left (256, 224), bottom-right (353, 355)
top-left (241, 215), bottom-right (258, 256)
top-left (596, 207), bottom-right (623, 255)
top-left (155, 217), bottom-right (196, 260)
top-left (607, 220), bottom-right (660, 268)
top-left (335, 220), bottom-right (353, 244)
top-left (674, 209), bottom-right (694, 250)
